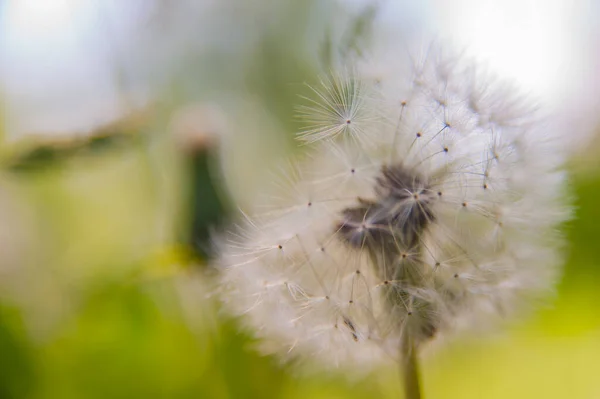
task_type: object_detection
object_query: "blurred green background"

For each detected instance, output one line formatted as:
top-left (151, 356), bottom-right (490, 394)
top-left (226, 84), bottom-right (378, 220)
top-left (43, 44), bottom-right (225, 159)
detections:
top-left (1, 1), bottom-right (599, 398)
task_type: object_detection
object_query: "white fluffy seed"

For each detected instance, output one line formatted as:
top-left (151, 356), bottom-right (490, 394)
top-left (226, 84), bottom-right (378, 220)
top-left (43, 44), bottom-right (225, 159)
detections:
top-left (217, 44), bottom-right (570, 373)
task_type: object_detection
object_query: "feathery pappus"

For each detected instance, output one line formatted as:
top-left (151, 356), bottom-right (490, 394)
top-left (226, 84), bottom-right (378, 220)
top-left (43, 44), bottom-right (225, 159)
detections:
top-left (217, 44), bottom-right (570, 373)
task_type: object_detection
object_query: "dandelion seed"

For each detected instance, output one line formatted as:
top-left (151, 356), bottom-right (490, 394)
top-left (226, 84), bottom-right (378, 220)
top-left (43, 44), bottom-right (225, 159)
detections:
top-left (217, 43), bottom-right (570, 390)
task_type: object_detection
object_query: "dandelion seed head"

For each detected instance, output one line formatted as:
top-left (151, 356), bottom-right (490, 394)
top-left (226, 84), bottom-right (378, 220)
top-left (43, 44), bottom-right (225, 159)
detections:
top-left (217, 43), bottom-right (570, 373)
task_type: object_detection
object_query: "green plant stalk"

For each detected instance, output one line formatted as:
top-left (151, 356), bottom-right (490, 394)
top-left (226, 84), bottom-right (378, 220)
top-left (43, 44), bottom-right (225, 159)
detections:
top-left (400, 332), bottom-right (422, 399)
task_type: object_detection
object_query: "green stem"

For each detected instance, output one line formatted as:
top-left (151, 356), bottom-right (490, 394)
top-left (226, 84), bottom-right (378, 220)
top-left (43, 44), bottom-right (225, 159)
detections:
top-left (400, 333), bottom-right (422, 399)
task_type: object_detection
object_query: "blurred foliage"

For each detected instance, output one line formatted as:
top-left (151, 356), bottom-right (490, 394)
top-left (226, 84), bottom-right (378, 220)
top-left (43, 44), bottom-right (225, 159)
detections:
top-left (5, 110), bottom-right (151, 173)
top-left (185, 149), bottom-right (229, 260)
top-left (0, 1), bottom-right (599, 399)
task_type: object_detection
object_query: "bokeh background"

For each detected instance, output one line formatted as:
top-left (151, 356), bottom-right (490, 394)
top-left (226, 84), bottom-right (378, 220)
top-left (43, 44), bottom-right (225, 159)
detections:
top-left (1, 1), bottom-right (600, 398)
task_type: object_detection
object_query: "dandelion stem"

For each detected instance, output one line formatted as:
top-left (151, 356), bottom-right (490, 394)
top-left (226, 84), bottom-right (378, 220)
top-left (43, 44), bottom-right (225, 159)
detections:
top-left (400, 332), bottom-right (422, 399)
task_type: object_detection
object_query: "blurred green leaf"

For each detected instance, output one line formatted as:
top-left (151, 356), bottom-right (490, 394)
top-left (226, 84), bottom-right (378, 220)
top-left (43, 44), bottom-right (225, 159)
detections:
top-left (0, 308), bottom-right (35, 399)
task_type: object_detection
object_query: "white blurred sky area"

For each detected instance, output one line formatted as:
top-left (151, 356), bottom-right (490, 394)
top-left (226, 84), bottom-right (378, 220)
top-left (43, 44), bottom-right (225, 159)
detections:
top-left (430, 0), bottom-right (596, 99)
top-left (0, 0), bottom-right (598, 141)
top-left (0, 0), bottom-right (153, 139)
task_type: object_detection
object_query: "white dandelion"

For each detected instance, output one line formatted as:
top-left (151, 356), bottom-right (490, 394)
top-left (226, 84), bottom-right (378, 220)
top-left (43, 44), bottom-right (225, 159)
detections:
top-left (217, 44), bottom-right (570, 398)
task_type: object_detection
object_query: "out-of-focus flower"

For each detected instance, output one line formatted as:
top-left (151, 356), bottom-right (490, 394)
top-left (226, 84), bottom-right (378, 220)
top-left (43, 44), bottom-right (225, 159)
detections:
top-left (217, 44), bottom-right (570, 373)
